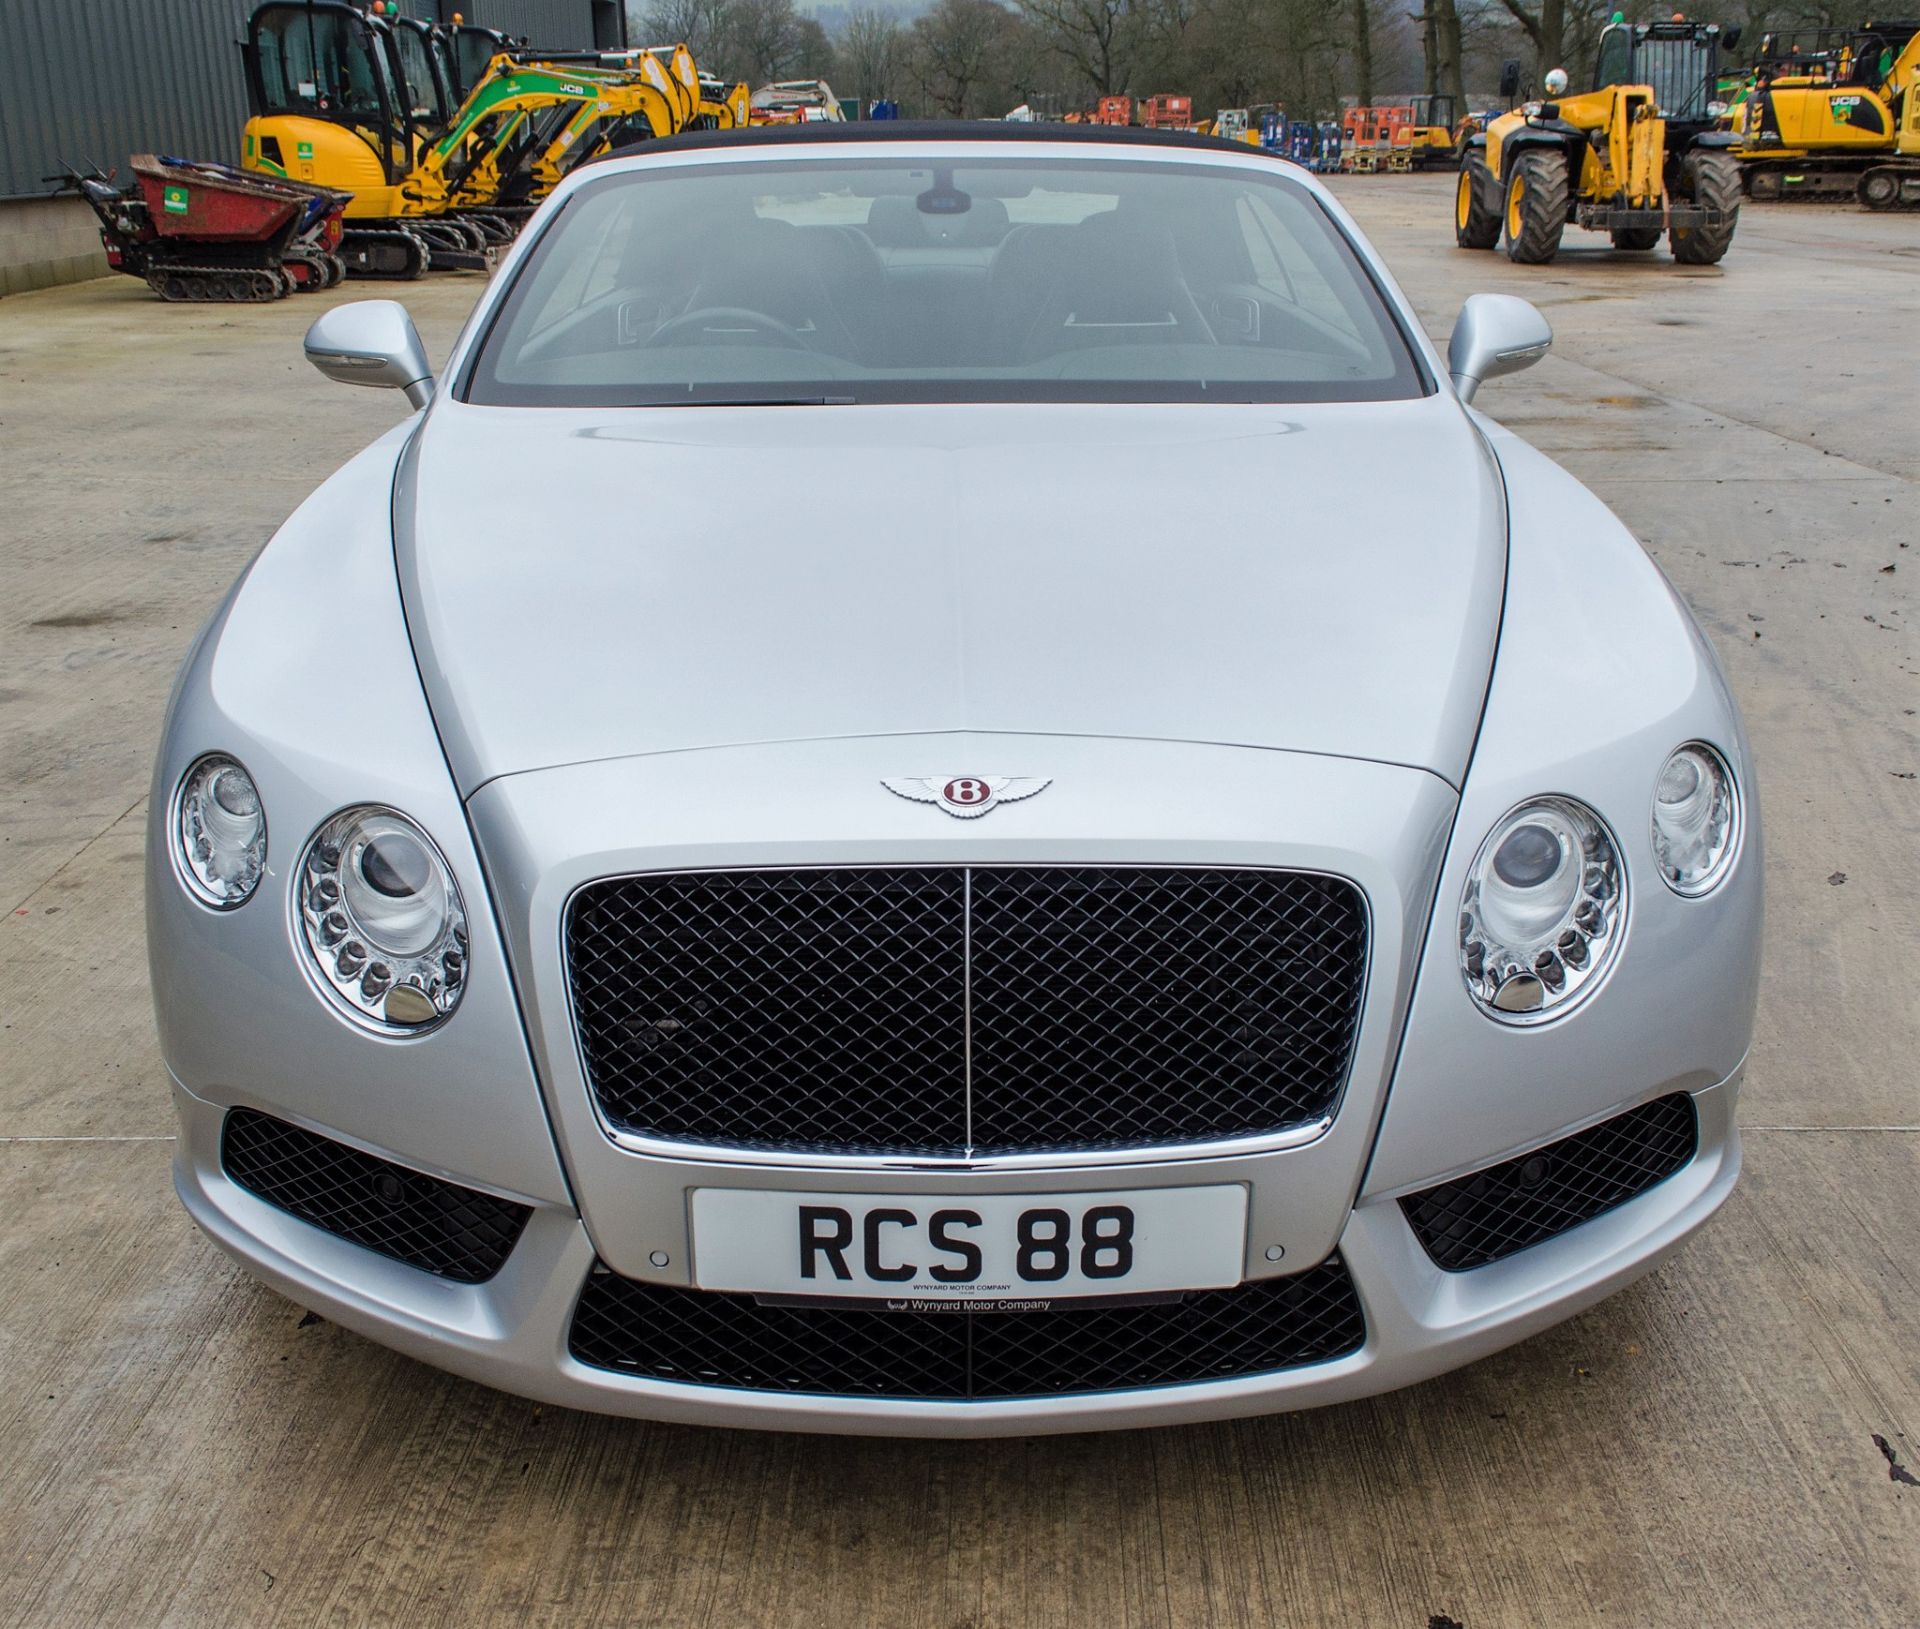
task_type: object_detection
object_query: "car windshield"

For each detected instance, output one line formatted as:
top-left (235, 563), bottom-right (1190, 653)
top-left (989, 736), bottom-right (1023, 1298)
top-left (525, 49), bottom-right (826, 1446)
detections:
top-left (463, 152), bottom-right (1426, 406)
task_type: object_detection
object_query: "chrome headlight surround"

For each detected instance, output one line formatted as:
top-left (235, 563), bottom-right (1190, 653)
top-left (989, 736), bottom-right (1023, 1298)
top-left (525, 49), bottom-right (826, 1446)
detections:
top-left (1651, 741), bottom-right (1741, 897)
top-left (1460, 795), bottom-right (1627, 1024)
top-left (171, 753), bottom-right (268, 910)
top-left (297, 806), bottom-right (468, 1034)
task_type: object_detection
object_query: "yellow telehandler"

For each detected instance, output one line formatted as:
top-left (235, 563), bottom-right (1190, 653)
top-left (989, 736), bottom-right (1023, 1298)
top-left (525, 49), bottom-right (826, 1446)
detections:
top-left (1456, 18), bottom-right (1743, 264)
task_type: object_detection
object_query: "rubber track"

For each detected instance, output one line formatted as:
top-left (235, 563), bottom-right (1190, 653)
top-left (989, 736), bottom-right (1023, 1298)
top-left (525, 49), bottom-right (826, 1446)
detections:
top-left (141, 264), bottom-right (286, 302)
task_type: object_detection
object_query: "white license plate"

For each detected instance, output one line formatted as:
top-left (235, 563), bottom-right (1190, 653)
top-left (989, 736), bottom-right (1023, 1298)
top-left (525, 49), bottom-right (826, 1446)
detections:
top-left (689, 1185), bottom-right (1247, 1304)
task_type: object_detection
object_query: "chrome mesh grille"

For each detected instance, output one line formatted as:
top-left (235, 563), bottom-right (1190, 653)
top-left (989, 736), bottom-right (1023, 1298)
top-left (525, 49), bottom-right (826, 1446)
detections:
top-left (566, 866), bottom-right (1368, 1157)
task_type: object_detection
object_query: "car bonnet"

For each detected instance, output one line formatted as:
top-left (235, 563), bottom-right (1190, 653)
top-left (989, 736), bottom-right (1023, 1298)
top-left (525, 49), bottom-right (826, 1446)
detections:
top-left (396, 396), bottom-right (1505, 795)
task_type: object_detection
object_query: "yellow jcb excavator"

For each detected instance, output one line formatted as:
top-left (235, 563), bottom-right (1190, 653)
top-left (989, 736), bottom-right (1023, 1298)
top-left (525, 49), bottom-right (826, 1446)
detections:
top-left (1734, 19), bottom-right (1920, 208)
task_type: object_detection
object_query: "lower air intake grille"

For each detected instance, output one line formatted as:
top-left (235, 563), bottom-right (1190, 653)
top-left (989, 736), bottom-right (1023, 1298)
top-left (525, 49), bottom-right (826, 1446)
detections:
top-left (1401, 1094), bottom-right (1699, 1271)
top-left (568, 1257), bottom-right (1366, 1399)
top-left (221, 1108), bottom-right (531, 1284)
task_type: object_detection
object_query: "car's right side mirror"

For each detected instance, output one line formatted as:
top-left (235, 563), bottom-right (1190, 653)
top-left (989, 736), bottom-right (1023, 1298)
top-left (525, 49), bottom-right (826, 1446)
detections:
top-left (304, 300), bottom-right (435, 409)
top-left (1499, 58), bottom-right (1522, 100)
top-left (1447, 293), bottom-right (1553, 404)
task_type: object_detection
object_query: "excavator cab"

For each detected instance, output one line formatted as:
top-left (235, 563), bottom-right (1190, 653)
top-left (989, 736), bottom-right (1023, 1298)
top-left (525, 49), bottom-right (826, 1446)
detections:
top-left (1396, 94), bottom-right (1461, 167)
top-left (388, 15), bottom-right (459, 139)
top-left (243, 1), bottom-right (408, 197)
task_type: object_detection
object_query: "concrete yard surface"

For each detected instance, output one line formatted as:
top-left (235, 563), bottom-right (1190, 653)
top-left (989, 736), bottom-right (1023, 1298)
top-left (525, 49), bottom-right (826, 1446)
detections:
top-left (1, 177), bottom-right (1916, 1627)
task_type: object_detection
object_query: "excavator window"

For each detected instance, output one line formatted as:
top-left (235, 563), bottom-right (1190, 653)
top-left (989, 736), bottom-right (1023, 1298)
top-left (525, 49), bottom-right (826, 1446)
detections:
top-left (391, 26), bottom-right (449, 124)
top-left (253, 6), bottom-right (391, 122)
top-left (453, 30), bottom-right (504, 100)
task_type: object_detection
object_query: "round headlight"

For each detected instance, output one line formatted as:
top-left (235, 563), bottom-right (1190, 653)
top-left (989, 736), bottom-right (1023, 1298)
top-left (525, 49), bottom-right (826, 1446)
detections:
top-left (1460, 796), bottom-right (1626, 1022)
top-left (1652, 742), bottom-right (1739, 896)
top-left (173, 754), bottom-right (267, 908)
top-left (298, 806), bottom-right (467, 1031)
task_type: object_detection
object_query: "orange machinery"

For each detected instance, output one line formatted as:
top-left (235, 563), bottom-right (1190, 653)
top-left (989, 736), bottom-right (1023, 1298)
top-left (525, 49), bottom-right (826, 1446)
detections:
top-left (1343, 103), bottom-right (1415, 149)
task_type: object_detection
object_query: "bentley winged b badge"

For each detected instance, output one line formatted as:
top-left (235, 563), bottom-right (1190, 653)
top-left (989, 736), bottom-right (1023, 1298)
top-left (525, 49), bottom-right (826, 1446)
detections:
top-left (881, 776), bottom-right (1053, 819)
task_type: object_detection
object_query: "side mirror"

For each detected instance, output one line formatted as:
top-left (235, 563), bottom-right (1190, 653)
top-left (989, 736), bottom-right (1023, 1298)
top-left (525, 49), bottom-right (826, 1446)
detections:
top-left (1722, 24), bottom-right (1743, 52)
top-left (304, 300), bottom-right (434, 409)
top-left (1499, 58), bottom-right (1522, 100)
top-left (1447, 293), bottom-right (1552, 404)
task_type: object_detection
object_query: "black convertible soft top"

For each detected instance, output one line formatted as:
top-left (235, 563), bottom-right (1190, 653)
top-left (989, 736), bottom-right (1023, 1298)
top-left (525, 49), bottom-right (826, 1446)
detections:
top-left (591, 118), bottom-right (1300, 168)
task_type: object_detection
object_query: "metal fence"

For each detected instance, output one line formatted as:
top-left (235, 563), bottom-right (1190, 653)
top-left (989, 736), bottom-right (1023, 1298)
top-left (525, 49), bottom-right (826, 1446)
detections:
top-left (0, 0), bottom-right (625, 200)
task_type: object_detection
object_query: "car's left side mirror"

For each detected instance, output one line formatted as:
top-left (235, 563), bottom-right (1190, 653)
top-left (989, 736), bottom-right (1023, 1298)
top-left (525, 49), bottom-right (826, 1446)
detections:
top-left (304, 300), bottom-right (434, 410)
top-left (1447, 293), bottom-right (1552, 404)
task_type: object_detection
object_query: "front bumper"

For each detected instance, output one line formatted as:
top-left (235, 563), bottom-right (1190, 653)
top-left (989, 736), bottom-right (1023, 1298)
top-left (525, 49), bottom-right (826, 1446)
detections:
top-left (1574, 203), bottom-right (1730, 231)
top-left (173, 1071), bottom-right (1740, 1437)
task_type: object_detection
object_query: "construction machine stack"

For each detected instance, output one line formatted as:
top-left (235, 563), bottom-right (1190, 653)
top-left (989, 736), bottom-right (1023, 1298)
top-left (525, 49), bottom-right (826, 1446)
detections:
top-left (236, 2), bottom-right (746, 279)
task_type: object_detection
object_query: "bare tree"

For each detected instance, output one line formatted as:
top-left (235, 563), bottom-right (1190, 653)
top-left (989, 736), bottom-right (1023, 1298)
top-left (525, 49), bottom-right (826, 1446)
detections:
top-left (1495, 0), bottom-right (1565, 74)
top-left (1412, 0), bottom-right (1465, 106)
top-left (1353, 0), bottom-right (1375, 101)
top-left (840, 6), bottom-right (905, 100)
top-left (638, 0), bottom-right (734, 61)
top-left (909, 0), bottom-right (1024, 114)
top-left (1017, 0), bottom-right (1142, 95)
top-left (726, 0), bottom-right (816, 80)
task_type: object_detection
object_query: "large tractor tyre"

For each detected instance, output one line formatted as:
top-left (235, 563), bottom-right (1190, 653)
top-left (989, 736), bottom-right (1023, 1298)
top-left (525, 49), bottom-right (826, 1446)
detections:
top-left (1610, 226), bottom-right (1662, 250)
top-left (1455, 155), bottom-right (1503, 249)
top-left (1670, 151), bottom-right (1741, 264)
top-left (1503, 149), bottom-right (1569, 264)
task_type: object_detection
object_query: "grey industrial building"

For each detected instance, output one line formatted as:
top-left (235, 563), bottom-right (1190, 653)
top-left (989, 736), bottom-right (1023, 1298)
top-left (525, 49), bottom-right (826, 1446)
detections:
top-left (0, 0), bottom-right (627, 295)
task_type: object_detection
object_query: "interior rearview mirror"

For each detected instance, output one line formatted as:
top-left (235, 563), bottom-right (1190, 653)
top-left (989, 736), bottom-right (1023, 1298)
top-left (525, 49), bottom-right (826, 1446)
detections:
top-left (304, 300), bottom-right (434, 409)
top-left (1447, 293), bottom-right (1553, 404)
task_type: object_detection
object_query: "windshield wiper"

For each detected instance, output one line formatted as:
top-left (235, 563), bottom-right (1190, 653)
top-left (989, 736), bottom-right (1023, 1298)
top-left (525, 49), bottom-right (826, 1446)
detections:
top-left (668, 394), bottom-right (859, 407)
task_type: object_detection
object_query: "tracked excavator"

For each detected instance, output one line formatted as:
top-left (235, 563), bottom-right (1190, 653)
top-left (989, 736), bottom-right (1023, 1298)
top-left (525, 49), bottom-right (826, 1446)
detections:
top-left (1734, 20), bottom-right (1920, 208)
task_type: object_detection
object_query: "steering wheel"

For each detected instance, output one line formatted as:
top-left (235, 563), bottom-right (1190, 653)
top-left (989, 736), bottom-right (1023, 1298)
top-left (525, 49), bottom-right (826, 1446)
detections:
top-left (643, 306), bottom-right (815, 351)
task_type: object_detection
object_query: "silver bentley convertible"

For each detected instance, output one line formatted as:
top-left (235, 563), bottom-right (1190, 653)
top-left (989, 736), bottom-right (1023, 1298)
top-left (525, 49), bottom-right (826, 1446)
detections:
top-left (149, 124), bottom-right (1761, 1435)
